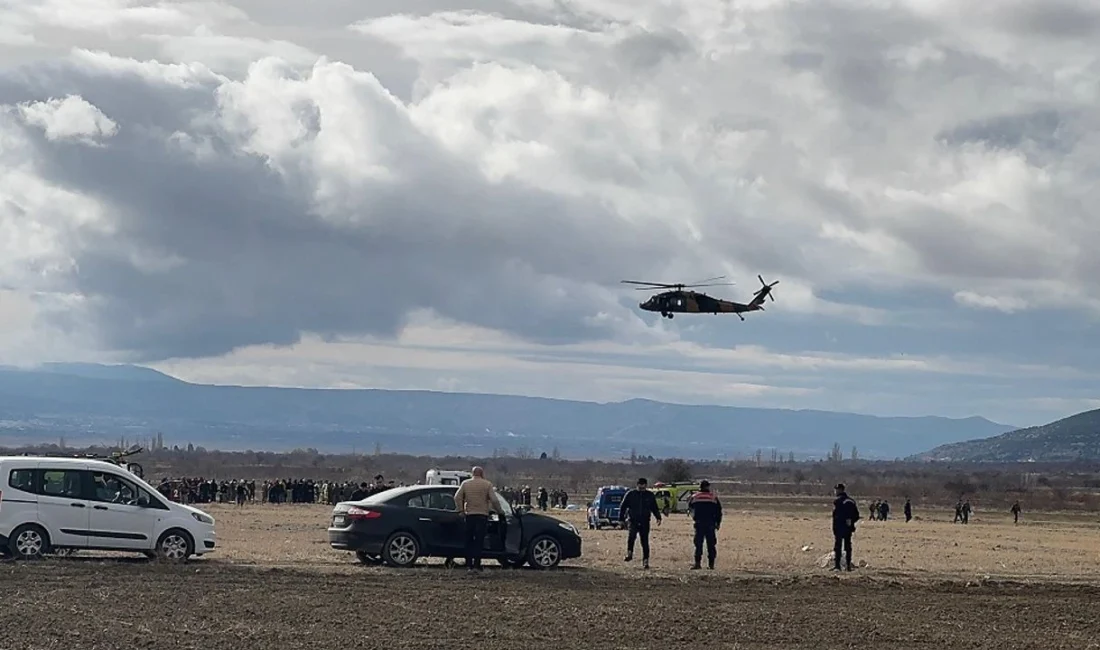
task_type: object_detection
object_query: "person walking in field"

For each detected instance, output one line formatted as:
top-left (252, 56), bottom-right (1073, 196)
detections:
top-left (904, 498), bottom-right (912, 522)
top-left (688, 480), bottom-right (722, 570)
top-left (831, 483), bottom-right (860, 572)
top-left (619, 477), bottom-right (662, 569)
top-left (1011, 501), bottom-right (1021, 524)
top-left (454, 466), bottom-right (506, 572)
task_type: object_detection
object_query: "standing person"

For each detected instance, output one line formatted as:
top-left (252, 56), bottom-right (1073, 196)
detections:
top-left (619, 477), bottom-right (662, 569)
top-left (831, 483), bottom-right (860, 572)
top-left (1011, 501), bottom-right (1021, 524)
top-left (904, 498), bottom-right (912, 523)
top-left (688, 480), bottom-right (722, 570)
top-left (962, 500), bottom-right (972, 524)
top-left (454, 466), bottom-right (505, 572)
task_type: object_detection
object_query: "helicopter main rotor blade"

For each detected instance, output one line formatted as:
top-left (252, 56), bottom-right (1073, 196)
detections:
top-left (691, 275), bottom-right (730, 285)
top-left (621, 280), bottom-right (682, 288)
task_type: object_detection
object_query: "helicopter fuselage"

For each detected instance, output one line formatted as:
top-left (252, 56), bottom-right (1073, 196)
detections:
top-left (640, 289), bottom-right (762, 319)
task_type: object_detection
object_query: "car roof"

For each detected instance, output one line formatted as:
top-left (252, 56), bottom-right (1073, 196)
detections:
top-left (0, 456), bottom-right (133, 471)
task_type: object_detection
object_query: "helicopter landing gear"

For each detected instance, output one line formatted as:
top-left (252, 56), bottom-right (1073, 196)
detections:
top-left (661, 312), bottom-right (673, 319)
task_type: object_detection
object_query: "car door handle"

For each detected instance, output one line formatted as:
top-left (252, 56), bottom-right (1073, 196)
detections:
top-left (93, 505), bottom-right (108, 510)
top-left (70, 503), bottom-right (85, 508)
top-left (418, 517), bottom-right (432, 522)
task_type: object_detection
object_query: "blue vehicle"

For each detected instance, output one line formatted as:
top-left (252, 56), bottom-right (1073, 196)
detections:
top-left (586, 485), bottom-right (629, 529)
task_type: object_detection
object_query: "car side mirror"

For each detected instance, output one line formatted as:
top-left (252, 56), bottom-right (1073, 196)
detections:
top-left (137, 496), bottom-right (150, 507)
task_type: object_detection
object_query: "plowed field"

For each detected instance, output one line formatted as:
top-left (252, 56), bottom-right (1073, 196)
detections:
top-left (3, 503), bottom-right (1098, 649)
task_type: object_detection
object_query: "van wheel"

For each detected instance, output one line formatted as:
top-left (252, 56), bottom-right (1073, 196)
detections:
top-left (9, 524), bottom-right (50, 560)
top-left (155, 529), bottom-right (194, 562)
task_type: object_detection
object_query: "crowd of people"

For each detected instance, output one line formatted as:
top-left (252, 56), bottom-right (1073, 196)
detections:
top-left (151, 475), bottom-right (575, 510)
top-left (153, 476), bottom-right (403, 505)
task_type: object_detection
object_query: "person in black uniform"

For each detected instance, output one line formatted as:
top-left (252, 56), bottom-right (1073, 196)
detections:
top-left (688, 480), bottom-right (722, 570)
top-left (904, 498), bottom-right (912, 522)
top-left (831, 483), bottom-right (860, 572)
top-left (618, 477), bottom-right (662, 569)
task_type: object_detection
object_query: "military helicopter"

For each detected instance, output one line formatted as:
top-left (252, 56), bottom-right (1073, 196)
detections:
top-left (622, 274), bottom-right (779, 320)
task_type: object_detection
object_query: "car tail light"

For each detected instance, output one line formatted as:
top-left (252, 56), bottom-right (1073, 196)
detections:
top-left (347, 506), bottom-right (381, 520)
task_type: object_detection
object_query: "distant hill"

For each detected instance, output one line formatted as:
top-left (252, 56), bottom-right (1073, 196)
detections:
top-left (0, 363), bottom-right (1015, 459)
top-left (914, 408), bottom-right (1100, 462)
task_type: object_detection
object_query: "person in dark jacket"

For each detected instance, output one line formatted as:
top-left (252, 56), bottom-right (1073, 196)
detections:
top-left (831, 483), bottom-right (860, 572)
top-left (618, 477), bottom-right (662, 568)
top-left (350, 482), bottom-right (369, 501)
top-left (688, 480), bottom-right (722, 570)
top-left (904, 498), bottom-right (912, 522)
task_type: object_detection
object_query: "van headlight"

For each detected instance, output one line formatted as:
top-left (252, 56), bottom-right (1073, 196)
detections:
top-left (191, 512), bottom-right (214, 525)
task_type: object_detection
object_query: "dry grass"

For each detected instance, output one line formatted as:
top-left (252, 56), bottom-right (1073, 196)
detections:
top-left (204, 499), bottom-right (1100, 582)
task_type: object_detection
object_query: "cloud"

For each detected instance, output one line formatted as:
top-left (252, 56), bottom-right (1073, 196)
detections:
top-left (16, 95), bottom-right (119, 143)
top-left (0, 0), bottom-right (1098, 427)
top-left (953, 290), bottom-right (1028, 313)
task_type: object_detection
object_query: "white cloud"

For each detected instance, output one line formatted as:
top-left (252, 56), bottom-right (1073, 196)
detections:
top-left (954, 290), bottom-right (1028, 313)
top-left (16, 95), bottom-right (118, 143)
top-left (0, 0), bottom-right (1098, 426)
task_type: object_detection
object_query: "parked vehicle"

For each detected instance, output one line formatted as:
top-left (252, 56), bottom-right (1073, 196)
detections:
top-left (0, 455), bottom-right (216, 561)
top-left (587, 485), bottom-right (629, 529)
top-left (327, 484), bottom-right (581, 569)
top-left (424, 469), bottom-right (472, 485)
top-left (651, 482), bottom-right (697, 515)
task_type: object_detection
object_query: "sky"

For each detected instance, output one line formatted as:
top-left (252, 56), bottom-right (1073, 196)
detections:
top-left (1, 0), bottom-right (1099, 428)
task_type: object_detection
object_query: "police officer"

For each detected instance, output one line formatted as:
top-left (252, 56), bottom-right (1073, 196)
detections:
top-left (831, 483), bottom-right (860, 572)
top-left (688, 480), bottom-right (722, 570)
top-left (619, 477), bottom-right (662, 569)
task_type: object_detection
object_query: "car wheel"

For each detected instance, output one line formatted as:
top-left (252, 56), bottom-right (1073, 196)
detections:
top-left (355, 550), bottom-right (383, 565)
top-left (526, 535), bottom-right (562, 569)
top-left (381, 532), bottom-right (420, 567)
top-left (9, 524), bottom-right (50, 560)
top-left (155, 529), bottom-right (194, 562)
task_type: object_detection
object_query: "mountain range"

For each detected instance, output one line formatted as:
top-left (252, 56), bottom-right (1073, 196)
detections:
top-left (0, 362), bottom-right (1017, 459)
top-left (914, 408), bottom-right (1100, 462)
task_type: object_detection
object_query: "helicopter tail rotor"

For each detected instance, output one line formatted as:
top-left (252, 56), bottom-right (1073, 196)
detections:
top-left (754, 275), bottom-right (779, 302)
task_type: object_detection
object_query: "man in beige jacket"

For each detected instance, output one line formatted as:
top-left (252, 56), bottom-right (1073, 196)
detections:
top-left (453, 466), bottom-right (505, 571)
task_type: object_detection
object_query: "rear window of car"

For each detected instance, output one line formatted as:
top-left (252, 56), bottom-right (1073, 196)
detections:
top-left (7, 469), bottom-right (36, 493)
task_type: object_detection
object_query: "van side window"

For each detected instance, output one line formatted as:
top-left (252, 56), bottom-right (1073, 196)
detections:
top-left (7, 469), bottom-right (35, 493)
top-left (40, 469), bottom-right (84, 499)
top-left (89, 471), bottom-right (141, 506)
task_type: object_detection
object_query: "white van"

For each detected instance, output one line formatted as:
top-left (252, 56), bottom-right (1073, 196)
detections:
top-left (424, 469), bottom-right (472, 486)
top-left (0, 455), bottom-right (216, 561)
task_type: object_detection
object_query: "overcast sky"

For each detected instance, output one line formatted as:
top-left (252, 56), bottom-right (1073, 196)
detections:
top-left (1, 0), bottom-right (1098, 427)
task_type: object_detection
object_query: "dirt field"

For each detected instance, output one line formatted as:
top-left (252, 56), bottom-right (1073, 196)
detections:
top-left (3, 502), bottom-right (1100, 649)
